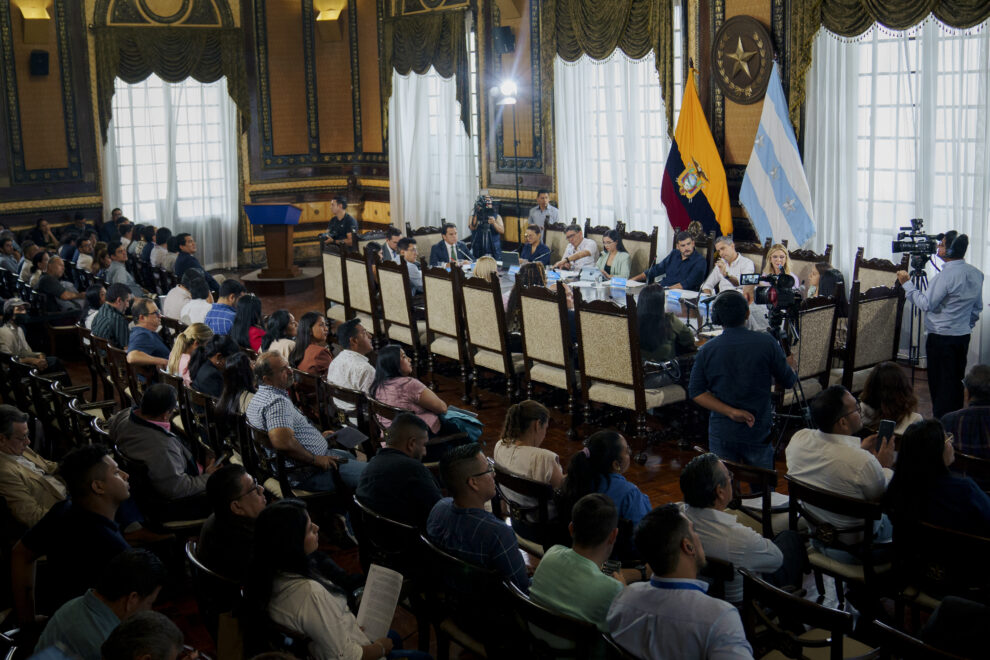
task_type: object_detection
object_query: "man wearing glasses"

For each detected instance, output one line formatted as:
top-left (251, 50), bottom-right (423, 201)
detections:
top-left (426, 443), bottom-right (529, 592)
top-left (785, 385), bottom-right (896, 562)
top-left (553, 224), bottom-right (598, 271)
top-left (126, 298), bottom-right (170, 371)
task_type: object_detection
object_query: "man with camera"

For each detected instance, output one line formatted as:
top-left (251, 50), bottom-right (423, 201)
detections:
top-left (469, 193), bottom-right (505, 259)
top-left (897, 231), bottom-right (984, 419)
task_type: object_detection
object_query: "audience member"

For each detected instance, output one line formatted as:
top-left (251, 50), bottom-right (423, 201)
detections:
top-left (356, 413), bottom-right (441, 528)
top-left (243, 499), bottom-right (396, 659)
top-left (204, 278), bottom-right (245, 335)
top-left (12, 445), bottom-right (131, 623)
top-left (323, 196), bottom-right (358, 248)
top-left (83, 283), bottom-right (105, 330)
top-left (125, 298), bottom-right (170, 370)
top-left (189, 334), bottom-right (241, 398)
top-left (689, 290), bottom-right (797, 468)
top-left (553, 224), bottom-right (598, 270)
top-left (100, 610), bottom-right (184, 660)
top-left (92, 247), bottom-right (111, 278)
top-left (469, 195), bottom-right (505, 259)
top-left (472, 255), bottom-right (498, 283)
top-left (180, 275), bottom-right (213, 325)
top-left (289, 311), bottom-right (333, 376)
top-left (17, 241), bottom-right (38, 281)
top-left (700, 235), bottom-right (755, 295)
top-left (427, 443), bottom-right (529, 591)
top-left (246, 352), bottom-right (366, 493)
top-left (0, 404), bottom-right (65, 528)
top-left (636, 284), bottom-right (696, 383)
top-left (34, 549), bottom-right (166, 660)
top-left (217, 352), bottom-right (257, 418)
top-left (173, 233), bottom-right (220, 294)
top-left (429, 222), bottom-right (471, 266)
top-left (786, 385), bottom-right (895, 561)
top-left (139, 225), bottom-right (156, 262)
top-left (26, 250), bottom-right (48, 288)
top-left (166, 323), bottom-right (213, 386)
top-left (58, 232), bottom-right (79, 264)
top-left (381, 226), bottom-right (402, 263)
top-left (398, 237), bottom-right (423, 296)
top-left (75, 237), bottom-right (94, 272)
top-left (885, 419), bottom-right (990, 536)
top-left (127, 224), bottom-right (145, 256)
top-left (942, 364), bottom-right (990, 457)
top-left (261, 309), bottom-right (297, 359)
top-left (0, 236), bottom-right (19, 272)
top-left (0, 298), bottom-right (57, 372)
top-left (29, 217), bottom-right (58, 249)
top-left (38, 256), bottom-right (85, 315)
top-left (493, 400), bottom-right (563, 518)
top-left (162, 235), bottom-right (180, 272)
top-left (680, 453), bottom-right (803, 603)
top-left (528, 189), bottom-right (559, 225)
top-left (105, 242), bottom-right (144, 297)
top-left (860, 361), bottom-right (923, 435)
top-left (230, 293), bottom-right (266, 351)
top-left (559, 430), bottom-right (651, 532)
top-left (325, 318), bottom-right (375, 413)
top-left (607, 504), bottom-right (753, 659)
top-left (596, 230), bottom-right (631, 279)
top-left (530, 494), bottom-right (624, 632)
top-left (149, 227), bottom-right (171, 268)
top-left (91, 283), bottom-right (133, 349)
top-left (118, 222), bottom-right (134, 251)
top-left (519, 224), bottom-right (552, 265)
top-left (161, 269), bottom-right (200, 319)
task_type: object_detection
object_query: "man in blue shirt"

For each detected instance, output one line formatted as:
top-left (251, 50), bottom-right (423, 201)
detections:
top-left (173, 233), bottom-right (220, 296)
top-left (631, 230), bottom-right (707, 289)
top-left (898, 231), bottom-right (984, 418)
top-left (34, 549), bottom-right (166, 660)
top-left (688, 290), bottom-right (797, 468)
top-left (426, 443), bottom-right (529, 593)
top-left (204, 278), bottom-right (245, 335)
top-left (126, 298), bottom-right (170, 371)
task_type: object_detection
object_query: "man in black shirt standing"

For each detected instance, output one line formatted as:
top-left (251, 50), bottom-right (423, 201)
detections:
top-left (326, 196), bottom-right (358, 250)
top-left (357, 413), bottom-right (442, 528)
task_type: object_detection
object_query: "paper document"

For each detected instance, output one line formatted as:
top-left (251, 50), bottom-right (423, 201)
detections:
top-left (356, 564), bottom-right (404, 641)
top-left (624, 280), bottom-right (645, 288)
top-left (672, 289), bottom-right (700, 299)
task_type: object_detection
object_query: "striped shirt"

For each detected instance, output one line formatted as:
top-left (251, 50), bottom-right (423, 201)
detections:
top-left (246, 384), bottom-right (328, 483)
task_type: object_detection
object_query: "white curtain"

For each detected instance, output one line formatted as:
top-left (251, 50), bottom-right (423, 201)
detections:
top-left (805, 19), bottom-right (990, 364)
top-left (389, 67), bottom-right (478, 233)
top-left (554, 51), bottom-right (674, 242)
top-left (105, 75), bottom-right (239, 270)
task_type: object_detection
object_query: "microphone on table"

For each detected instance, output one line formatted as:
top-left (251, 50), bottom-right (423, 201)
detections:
top-left (456, 244), bottom-right (474, 262)
top-left (700, 295), bottom-right (718, 305)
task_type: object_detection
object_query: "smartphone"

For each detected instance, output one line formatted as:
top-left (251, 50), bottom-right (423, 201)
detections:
top-left (601, 559), bottom-right (622, 576)
top-left (877, 419), bottom-right (896, 444)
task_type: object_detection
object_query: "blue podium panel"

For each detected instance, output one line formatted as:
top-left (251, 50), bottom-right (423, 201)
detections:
top-left (244, 204), bottom-right (302, 225)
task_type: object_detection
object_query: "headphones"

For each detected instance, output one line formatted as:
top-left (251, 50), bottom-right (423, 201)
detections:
top-left (944, 231), bottom-right (969, 259)
top-left (710, 290), bottom-right (745, 327)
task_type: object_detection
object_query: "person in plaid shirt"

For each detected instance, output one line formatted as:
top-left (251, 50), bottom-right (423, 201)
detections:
top-left (941, 364), bottom-right (990, 458)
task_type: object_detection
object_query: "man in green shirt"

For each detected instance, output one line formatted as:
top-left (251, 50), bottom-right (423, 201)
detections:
top-left (530, 493), bottom-right (625, 631)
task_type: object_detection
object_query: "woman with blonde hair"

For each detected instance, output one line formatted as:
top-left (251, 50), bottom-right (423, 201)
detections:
top-left (472, 255), bottom-right (498, 282)
top-left (762, 243), bottom-right (794, 277)
top-left (166, 323), bottom-right (213, 386)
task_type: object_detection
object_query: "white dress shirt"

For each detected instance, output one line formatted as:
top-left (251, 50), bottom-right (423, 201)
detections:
top-left (325, 349), bottom-right (375, 412)
top-left (268, 574), bottom-right (369, 660)
top-left (563, 238), bottom-right (598, 269)
top-left (682, 504), bottom-right (783, 603)
top-left (150, 244), bottom-right (169, 268)
top-left (701, 254), bottom-right (755, 294)
top-left (180, 298), bottom-right (212, 325)
top-left (162, 286), bottom-right (191, 320)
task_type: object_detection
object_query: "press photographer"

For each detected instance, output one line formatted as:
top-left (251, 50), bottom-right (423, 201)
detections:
top-left (896, 228), bottom-right (984, 418)
top-left (469, 192), bottom-right (504, 259)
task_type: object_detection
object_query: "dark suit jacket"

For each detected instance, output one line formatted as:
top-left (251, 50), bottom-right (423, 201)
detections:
top-left (429, 239), bottom-right (470, 266)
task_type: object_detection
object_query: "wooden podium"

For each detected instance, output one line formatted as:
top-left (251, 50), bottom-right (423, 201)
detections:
top-left (245, 203), bottom-right (302, 278)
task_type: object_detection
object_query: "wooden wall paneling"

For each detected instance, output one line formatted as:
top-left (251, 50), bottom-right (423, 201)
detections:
top-left (315, 1), bottom-right (354, 153)
top-left (13, 4), bottom-right (67, 171)
top-left (355, 0), bottom-right (382, 153)
top-left (265, 0), bottom-right (311, 156)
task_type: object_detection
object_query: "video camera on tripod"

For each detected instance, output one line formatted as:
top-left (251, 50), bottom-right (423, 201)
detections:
top-left (891, 218), bottom-right (939, 276)
top-left (739, 272), bottom-right (803, 352)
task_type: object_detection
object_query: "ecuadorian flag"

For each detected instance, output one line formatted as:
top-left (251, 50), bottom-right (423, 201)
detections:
top-left (661, 69), bottom-right (732, 236)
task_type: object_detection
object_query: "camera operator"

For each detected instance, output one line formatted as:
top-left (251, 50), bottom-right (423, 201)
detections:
top-left (469, 193), bottom-right (504, 260)
top-left (897, 231), bottom-right (984, 419)
top-left (688, 290), bottom-right (798, 469)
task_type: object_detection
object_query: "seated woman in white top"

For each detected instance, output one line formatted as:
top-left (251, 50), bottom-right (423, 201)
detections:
top-left (243, 499), bottom-right (397, 660)
top-left (493, 400), bottom-right (564, 519)
top-left (860, 361), bottom-right (923, 435)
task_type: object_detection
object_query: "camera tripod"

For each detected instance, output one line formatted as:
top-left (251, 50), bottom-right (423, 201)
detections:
top-left (769, 312), bottom-right (813, 450)
top-left (905, 257), bottom-right (935, 386)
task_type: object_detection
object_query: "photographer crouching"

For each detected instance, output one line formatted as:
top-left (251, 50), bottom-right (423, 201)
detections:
top-left (896, 231), bottom-right (984, 419)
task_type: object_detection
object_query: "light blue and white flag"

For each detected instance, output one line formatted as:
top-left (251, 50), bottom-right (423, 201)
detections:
top-left (739, 63), bottom-right (816, 247)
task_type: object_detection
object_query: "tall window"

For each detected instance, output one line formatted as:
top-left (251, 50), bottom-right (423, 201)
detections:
top-left (106, 75), bottom-right (239, 269)
top-left (468, 23), bottom-right (481, 175)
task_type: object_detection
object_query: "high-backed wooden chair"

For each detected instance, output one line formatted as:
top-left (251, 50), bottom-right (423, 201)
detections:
top-left (159, 315), bottom-right (186, 347)
top-left (422, 265), bottom-right (471, 400)
top-left (376, 259), bottom-right (426, 372)
top-left (583, 219), bottom-right (624, 257)
top-left (493, 463), bottom-right (557, 558)
top-left (366, 395), bottom-right (466, 462)
top-left (405, 223), bottom-right (447, 265)
top-left (462, 273), bottom-right (523, 405)
top-left (355, 229), bottom-right (388, 255)
top-left (786, 244), bottom-right (832, 289)
top-left (289, 367), bottom-right (333, 431)
top-left (618, 227), bottom-right (658, 280)
top-left (830, 281), bottom-right (905, 394)
top-left (244, 422), bottom-right (339, 503)
top-left (734, 237), bottom-right (772, 273)
top-left (867, 619), bottom-right (966, 660)
top-left (503, 581), bottom-right (604, 659)
top-left (322, 244), bottom-right (349, 323)
top-left (543, 220), bottom-right (569, 264)
top-left (104, 344), bottom-right (134, 407)
top-left (574, 292), bottom-right (686, 461)
top-left (780, 297), bottom-right (838, 406)
top-left (185, 538), bottom-right (241, 642)
top-left (325, 381), bottom-right (371, 438)
top-left (519, 284), bottom-right (580, 438)
top-left (343, 250), bottom-right (379, 336)
top-left (852, 247), bottom-right (910, 293)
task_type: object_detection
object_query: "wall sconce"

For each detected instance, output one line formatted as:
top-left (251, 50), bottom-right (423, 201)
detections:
top-left (16, 0), bottom-right (50, 44)
top-left (315, 0), bottom-right (347, 42)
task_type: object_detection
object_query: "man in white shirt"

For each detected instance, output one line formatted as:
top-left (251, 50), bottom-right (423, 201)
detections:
top-left (701, 235), bottom-right (755, 294)
top-left (527, 189), bottom-right (559, 226)
top-left (554, 224), bottom-right (598, 270)
top-left (326, 319), bottom-right (375, 414)
top-left (75, 238), bottom-right (94, 272)
top-left (785, 385), bottom-right (896, 561)
top-left (179, 278), bottom-right (214, 325)
top-left (680, 453), bottom-right (803, 603)
top-left (150, 228), bottom-right (171, 269)
top-left (162, 270), bottom-right (201, 320)
top-left (608, 504), bottom-right (753, 660)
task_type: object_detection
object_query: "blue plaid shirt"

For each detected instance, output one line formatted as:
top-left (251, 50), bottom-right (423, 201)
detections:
top-left (204, 303), bottom-right (237, 335)
top-left (426, 497), bottom-right (529, 592)
top-left (245, 385), bottom-right (327, 483)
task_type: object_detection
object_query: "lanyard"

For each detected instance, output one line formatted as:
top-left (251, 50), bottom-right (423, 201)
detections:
top-left (649, 578), bottom-right (707, 594)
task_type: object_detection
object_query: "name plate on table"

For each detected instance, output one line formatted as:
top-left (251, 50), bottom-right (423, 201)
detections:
top-left (547, 271), bottom-right (561, 282)
top-left (610, 277), bottom-right (627, 287)
top-left (508, 265), bottom-right (521, 274)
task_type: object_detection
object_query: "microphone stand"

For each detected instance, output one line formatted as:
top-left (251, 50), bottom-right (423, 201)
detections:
top-left (698, 295), bottom-right (717, 333)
